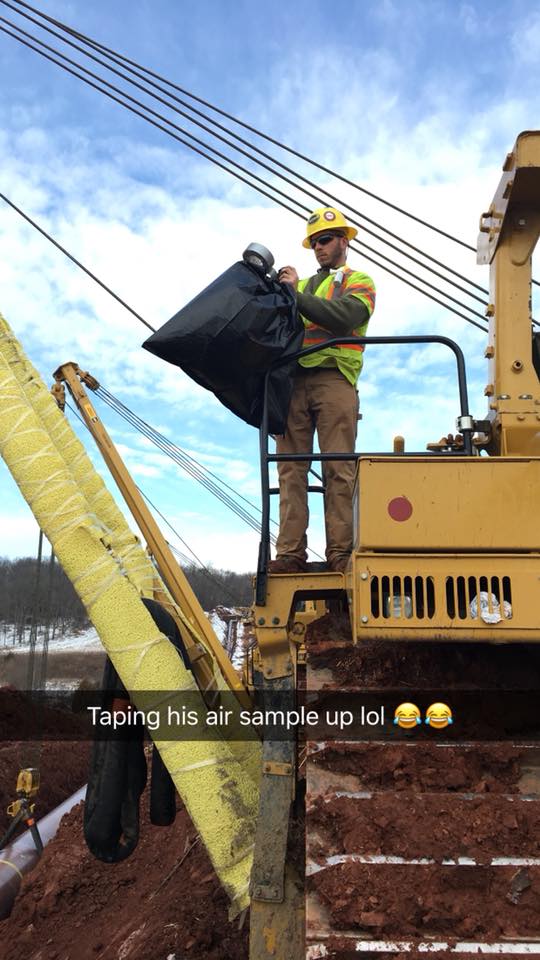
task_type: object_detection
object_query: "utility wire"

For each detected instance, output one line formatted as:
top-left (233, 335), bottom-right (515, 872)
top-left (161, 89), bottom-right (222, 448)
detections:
top-left (36, 0), bottom-right (540, 290)
top-left (98, 386), bottom-right (273, 521)
top-left (0, 2), bottom-right (492, 305)
top-left (94, 386), bottom-right (278, 543)
top-left (7, 0), bottom-right (502, 265)
top-left (66, 399), bottom-right (250, 600)
top-left (4, 0), bottom-right (539, 308)
top-left (0, 191), bottom-right (155, 333)
top-left (0, 18), bottom-right (490, 332)
top-left (138, 490), bottom-right (247, 605)
top-left (95, 386), bottom-right (327, 559)
top-left (1, 177), bottom-right (438, 552)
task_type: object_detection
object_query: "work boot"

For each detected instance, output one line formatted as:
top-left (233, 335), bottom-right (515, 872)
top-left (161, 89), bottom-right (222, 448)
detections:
top-left (268, 557), bottom-right (307, 574)
top-left (328, 555), bottom-right (351, 573)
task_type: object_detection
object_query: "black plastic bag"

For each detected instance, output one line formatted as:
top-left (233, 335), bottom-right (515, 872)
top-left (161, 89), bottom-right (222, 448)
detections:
top-left (142, 261), bottom-right (303, 434)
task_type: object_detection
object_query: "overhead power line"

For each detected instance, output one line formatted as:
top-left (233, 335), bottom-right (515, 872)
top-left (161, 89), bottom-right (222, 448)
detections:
top-left (4, 0), bottom-right (498, 262)
top-left (138, 490), bottom-right (251, 604)
top-left (8, 0), bottom-right (539, 292)
top-left (94, 386), bottom-right (278, 543)
top-left (0, 13), bottom-right (491, 333)
top-left (0, 191), bottom-right (155, 333)
top-left (1, 0), bottom-right (491, 301)
top-left (66, 398), bottom-right (256, 600)
top-left (94, 386), bottom-right (324, 561)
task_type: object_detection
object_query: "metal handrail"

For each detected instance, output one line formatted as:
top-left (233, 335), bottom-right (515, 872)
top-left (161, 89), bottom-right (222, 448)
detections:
top-left (256, 335), bottom-right (472, 604)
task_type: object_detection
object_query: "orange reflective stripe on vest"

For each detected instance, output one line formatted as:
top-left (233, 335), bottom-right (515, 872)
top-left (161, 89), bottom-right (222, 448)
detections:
top-left (304, 268), bottom-right (364, 351)
top-left (303, 325), bottom-right (364, 351)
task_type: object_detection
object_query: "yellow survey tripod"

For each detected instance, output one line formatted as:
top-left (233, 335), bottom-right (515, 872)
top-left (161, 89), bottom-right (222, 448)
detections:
top-left (0, 768), bottom-right (43, 854)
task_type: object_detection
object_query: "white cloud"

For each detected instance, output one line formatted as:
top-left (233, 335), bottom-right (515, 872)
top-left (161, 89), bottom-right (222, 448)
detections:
top-left (1, 5), bottom-right (538, 572)
top-left (0, 508), bottom-right (49, 559)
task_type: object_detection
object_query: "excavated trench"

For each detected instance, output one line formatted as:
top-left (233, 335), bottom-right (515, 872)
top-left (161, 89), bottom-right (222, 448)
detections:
top-left (305, 614), bottom-right (540, 960)
top-left (2, 612), bottom-right (540, 959)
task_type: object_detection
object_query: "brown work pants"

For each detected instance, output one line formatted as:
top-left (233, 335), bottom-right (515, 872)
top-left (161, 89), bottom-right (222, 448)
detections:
top-left (275, 367), bottom-right (358, 565)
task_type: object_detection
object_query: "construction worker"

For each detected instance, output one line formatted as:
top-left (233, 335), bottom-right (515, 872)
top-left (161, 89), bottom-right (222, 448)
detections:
top-left (269, 207), bottom-right (376, 574)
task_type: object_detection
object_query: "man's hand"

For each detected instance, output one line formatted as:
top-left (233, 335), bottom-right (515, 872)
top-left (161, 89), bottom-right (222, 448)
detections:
top-left (278, 266), bottom-right (299, 290)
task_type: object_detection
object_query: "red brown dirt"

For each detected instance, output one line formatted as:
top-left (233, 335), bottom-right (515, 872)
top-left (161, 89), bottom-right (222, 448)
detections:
top-left (310, 862), bottom-right (540, 938)
top-left (306, 614), bottom-right (540, 690)
top-left (1, 789), bottom-right (249, 960)
top-left (309, 742), bottom-right (525, 792)
top-left (306, 612), bottom-right (540, 950)
top-left (308, 793), bottom-right (540, 863)
top-left (0, 687), bottom-right (91, 838)
top-left (0, 687), bottom-right (248, 958)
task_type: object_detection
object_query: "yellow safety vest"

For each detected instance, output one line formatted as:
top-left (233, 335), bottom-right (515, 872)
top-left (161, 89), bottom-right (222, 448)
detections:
top-left (297, 267), bottom-right (375, 385)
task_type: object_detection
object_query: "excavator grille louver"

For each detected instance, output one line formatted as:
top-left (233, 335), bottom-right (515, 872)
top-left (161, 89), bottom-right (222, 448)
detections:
top-left (370, 575), bottom-right (436, 620)
top-left (445, 574), bottom-right (513, 620)
top-left (369, 573), bottom-right (513, 622)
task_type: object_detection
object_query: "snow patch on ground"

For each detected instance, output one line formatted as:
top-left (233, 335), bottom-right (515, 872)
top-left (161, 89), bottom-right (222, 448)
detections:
top-left (0, 608), bottom-right (253, 666)
top-left (0, 624), bottom-right (102, 651)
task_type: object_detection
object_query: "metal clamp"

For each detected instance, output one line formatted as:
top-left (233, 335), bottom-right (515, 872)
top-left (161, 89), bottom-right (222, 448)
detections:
top-left (456, 415), bottom-right (474, 433)
top-left (263, 761), bottom-right (293, 776)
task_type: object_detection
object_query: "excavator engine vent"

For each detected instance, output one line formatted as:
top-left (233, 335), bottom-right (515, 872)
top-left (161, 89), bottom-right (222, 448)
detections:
top-left (369, 573), bottom-right (513, 622)
top-left (445, 574), bottom-right (512, 620)
top-left (370, 575), bottom-right (436, 620)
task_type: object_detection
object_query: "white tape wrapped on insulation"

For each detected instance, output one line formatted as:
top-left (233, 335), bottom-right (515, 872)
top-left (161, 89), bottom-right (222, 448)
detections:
top-left (0, 316), bottom-right (261, 915)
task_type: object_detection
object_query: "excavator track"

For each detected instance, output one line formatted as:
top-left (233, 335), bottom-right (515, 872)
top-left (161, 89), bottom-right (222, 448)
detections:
top-left (304, 613), bottom-right (540, 959)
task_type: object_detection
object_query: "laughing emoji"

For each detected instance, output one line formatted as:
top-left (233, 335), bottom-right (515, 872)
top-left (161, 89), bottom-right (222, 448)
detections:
top-left (425, 702), bottom-right (453, 729)
top-left (393, 702), bottom-right (421, 729)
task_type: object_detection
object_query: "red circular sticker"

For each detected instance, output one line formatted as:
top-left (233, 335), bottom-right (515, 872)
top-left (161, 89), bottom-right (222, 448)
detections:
top-left (323, 210), bottom-right (336, 221)
top-left (388, 497), bottom-right (413, 521)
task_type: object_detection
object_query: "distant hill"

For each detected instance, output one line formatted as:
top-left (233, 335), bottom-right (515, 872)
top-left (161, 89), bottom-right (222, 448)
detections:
top-left (0, 556), bottom-right (253, 642)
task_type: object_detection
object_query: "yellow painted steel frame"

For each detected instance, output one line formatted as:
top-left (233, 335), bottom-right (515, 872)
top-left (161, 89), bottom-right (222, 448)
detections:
top-left (478, 130), bottom-right (540, 456)
top-left (253, 572), bottom-right (344, 679)
top-left (349, 453), bottom-right (540, 642)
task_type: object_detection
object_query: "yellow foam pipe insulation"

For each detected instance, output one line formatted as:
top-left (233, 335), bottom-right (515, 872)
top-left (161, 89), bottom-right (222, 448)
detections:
top-left (0, 316), bottom-right (156, 597)
top-left (0, 315), bottom-right (260, 791)
top-left (0, 320), bottom-right (261, 916)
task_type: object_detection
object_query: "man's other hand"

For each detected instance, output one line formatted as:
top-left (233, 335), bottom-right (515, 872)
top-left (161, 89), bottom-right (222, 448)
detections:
top-left (278, 266), bottom-right (299, 290)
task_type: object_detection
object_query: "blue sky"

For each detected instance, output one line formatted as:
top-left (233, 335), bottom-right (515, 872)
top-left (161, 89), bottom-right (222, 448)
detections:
top-left (1, 0), bottom-right (539, 571)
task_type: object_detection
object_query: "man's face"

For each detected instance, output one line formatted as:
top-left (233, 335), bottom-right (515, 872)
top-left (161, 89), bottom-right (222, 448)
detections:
top-left (310, 231), bottom-right (348, 269)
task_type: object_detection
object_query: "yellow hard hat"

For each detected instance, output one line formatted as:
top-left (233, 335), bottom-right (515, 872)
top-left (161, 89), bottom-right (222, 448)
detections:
top-left (302, 206), bottom-right (358, 248)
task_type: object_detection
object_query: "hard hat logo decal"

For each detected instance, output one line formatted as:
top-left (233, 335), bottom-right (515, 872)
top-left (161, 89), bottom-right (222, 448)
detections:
top-left (425, 703), bottom-right (453, 729)
top-left (393, 702), bottom-right (421, 729)
top-left (303, 207), bottom-right (358, 248)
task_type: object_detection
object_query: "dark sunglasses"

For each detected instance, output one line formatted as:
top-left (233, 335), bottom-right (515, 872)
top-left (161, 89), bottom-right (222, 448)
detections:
top-left (310, 232), bottom-right (344, 249)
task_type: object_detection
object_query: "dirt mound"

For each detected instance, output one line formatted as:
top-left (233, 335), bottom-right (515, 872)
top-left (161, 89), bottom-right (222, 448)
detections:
top-left (1, 788), bottom-right (248, 960)
top-left (306, 614), bottom-right (540, 690)
top-left (0, 686), bottom-right (248, 958)
top-left (309, 741), bottom-right (524, 792)
top-left (309, 792), bottom-right (540, 863)
top-left (311, 861), bottom-right (540, 938)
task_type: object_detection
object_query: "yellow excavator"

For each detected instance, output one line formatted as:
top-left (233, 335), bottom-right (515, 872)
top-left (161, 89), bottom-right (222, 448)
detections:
top-left (0, 130), bottom-right (539, 958)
